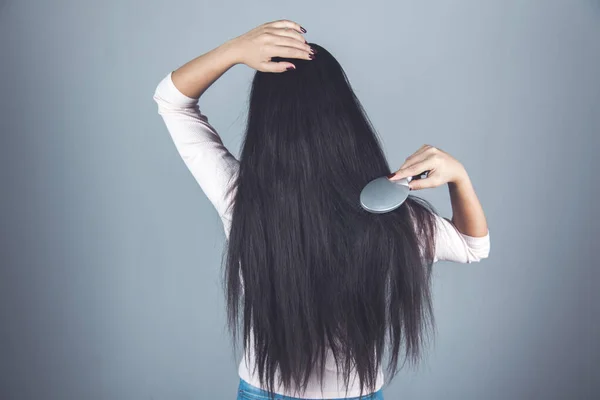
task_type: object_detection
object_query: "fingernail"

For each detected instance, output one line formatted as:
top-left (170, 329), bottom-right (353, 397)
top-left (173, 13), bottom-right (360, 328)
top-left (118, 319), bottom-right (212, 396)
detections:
top-left (300, 26), bottom-right (307, 33)
top-left (286, 66), bottom-right (295, 71)
top-left (309, 53), bottom-right (315, 59)
top-left (309, 47), bottom-right (315, 54)
top-left (305, 40), bottom-right (308, 44)
top-left (387, 173), bottom-right (395, 179)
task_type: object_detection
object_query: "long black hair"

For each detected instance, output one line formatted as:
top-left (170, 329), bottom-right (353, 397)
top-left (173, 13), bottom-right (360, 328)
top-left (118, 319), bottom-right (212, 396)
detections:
top-left (221, 43), bottom-right (438, 400)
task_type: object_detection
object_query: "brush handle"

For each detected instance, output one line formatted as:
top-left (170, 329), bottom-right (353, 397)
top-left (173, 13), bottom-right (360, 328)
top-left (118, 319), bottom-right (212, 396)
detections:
top-left (406, 170), bottom-right (430, 183)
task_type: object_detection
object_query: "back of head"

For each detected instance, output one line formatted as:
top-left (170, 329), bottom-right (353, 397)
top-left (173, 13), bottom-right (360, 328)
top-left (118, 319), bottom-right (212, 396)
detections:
top-left (223, 43), bottom-right (438, 399)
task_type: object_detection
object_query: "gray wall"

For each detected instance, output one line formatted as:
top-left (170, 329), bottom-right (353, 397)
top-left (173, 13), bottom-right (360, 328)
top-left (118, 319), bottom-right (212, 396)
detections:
top-left (0, 0), bottom-right (597, 399)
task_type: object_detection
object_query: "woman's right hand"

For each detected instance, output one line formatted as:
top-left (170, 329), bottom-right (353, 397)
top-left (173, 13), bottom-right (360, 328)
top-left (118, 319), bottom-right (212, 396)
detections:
top-left (388, 145), bottom-right (468, 191)
top-left (228, 19), bottom-right (315, 73)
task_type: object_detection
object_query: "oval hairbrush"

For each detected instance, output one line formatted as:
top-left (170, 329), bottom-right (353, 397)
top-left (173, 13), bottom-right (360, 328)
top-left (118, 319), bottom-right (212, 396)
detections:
top-left (360, 171), bottom-right (430, 214)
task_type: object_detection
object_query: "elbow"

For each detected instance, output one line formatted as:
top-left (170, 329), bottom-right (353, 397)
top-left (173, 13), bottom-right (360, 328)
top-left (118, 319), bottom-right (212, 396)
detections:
top-left (152, 90), bottom-right (166, 109)
top-left (466, 246), bottom-right (491, 263)
top-left (152, 93), bottom-right (176, 116)
top-left (152, 91), bottom-right (163, 113)
top-left (461, 230), bottom-right (491, 263)
top-left (152, 80), bottom-right (172, 113)
top-left (152, 80), bottom-right (161, 103)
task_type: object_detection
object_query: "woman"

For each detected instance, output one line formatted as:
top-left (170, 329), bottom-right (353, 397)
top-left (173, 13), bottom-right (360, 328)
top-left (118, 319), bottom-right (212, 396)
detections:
top-left (153, 19), bottom-right (490, 400)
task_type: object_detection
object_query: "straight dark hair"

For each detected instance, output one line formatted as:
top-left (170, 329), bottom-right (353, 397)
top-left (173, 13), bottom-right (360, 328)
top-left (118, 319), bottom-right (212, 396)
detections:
top-left (221, 43), bottom-right (438, 400)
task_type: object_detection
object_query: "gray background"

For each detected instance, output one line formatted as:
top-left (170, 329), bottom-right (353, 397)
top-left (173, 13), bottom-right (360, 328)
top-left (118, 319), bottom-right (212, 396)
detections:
top-left (0, 0), bottom-right (598, 399)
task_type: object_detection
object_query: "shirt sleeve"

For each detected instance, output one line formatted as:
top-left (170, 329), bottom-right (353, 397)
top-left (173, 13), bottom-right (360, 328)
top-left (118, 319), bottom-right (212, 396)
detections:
top-left (152, 71), bottom-right (239, 237)
top-left (432, 214), bottom-right (491, 263)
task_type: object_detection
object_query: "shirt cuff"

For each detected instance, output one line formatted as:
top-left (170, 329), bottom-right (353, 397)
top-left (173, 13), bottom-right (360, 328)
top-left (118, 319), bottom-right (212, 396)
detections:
top-left (459, 230), bottom-right (490, 250)
top-left (155, 71), bottom-right (199, 107)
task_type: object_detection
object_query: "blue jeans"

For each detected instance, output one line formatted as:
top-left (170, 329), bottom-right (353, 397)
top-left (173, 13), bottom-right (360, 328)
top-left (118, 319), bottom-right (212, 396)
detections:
top-left (236, 378), bottom-right (384, 400)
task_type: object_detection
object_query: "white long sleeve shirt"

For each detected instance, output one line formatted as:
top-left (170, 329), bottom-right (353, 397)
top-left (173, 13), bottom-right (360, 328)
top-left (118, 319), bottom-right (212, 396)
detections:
top-left (153, 71), bottom-right (491, 399)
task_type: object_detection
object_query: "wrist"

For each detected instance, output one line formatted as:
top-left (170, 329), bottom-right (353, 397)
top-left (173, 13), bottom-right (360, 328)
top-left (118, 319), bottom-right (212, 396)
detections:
top-left (450, 165), bottom-right (470, 187)
top-left (220, 38), bottom-right (245, 66)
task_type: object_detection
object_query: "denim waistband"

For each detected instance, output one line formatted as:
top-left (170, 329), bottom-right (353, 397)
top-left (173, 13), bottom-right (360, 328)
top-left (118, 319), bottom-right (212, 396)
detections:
top-left (237, 378), bottom-right (384, 400)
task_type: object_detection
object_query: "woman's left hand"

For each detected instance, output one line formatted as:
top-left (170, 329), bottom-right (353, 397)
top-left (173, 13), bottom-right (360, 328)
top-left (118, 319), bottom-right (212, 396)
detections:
top-left (388, 145), bottom-right (468, 190)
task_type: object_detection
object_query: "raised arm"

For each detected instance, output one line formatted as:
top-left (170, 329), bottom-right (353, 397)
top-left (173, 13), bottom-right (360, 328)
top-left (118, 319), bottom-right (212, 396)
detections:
top-left (391, 145), bottom-right (490, 263)
top-left (168, 18), bottom-right (312, 99)
top-left (153, 20), bottom-right (313, 235)
top-left (432, 213), bottom-right (490, 263)
top-left (446, 172), bottom-right (488, 237)
top-left (153, 70), bottom-right (240, 230)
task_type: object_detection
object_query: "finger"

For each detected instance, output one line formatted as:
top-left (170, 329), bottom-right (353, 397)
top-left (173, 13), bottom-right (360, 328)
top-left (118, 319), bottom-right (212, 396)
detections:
top-left (266, 27), bottom-right (308, 45)
top-left (402, 144), bottom-right (437, 168)
top-left (269, 45), bottom-right (313, 60)
top-left (266, 19), bottom-right (306, 34)
top-left (390, 152), bottom-right (431, 181)
top-left (392, 159), bottom-right (434, 181)
top-left (396, 151), bottom-right (430, 174)
top-left (404, 144), bottom-right (433, 164)
top-left (408, 174), bottom-right (439, 191)
top-left (266, 34), bottom-right (312, 55)
top-left (390, 145), bottom-right (437, 180)
top-left (261, 60), bottom-right (296, 73)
